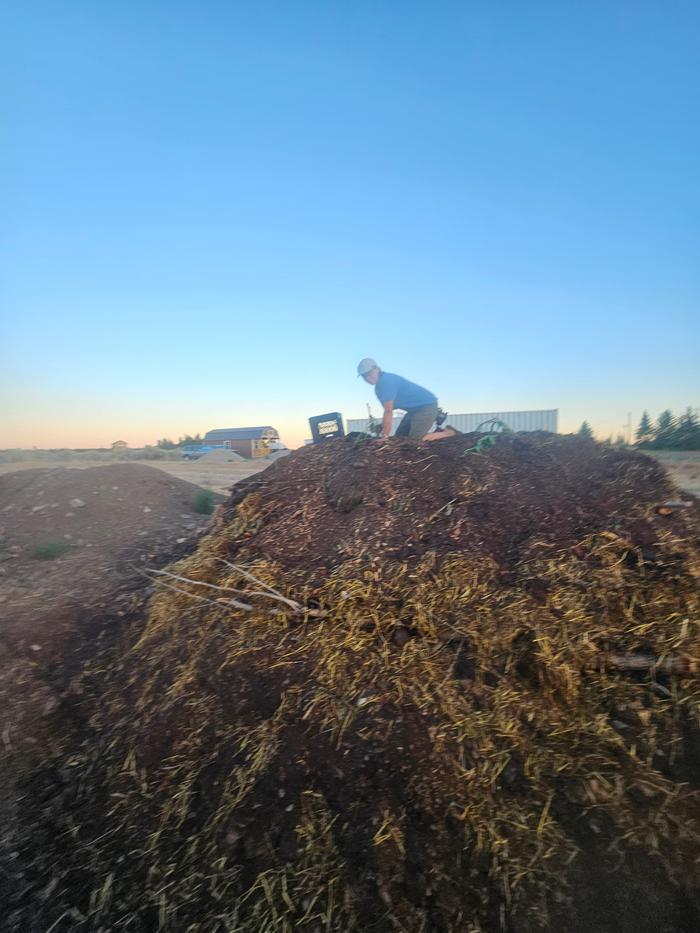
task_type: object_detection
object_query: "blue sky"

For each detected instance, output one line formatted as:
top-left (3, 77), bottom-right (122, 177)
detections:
top-left (2, 1), bottom-right (698, 448)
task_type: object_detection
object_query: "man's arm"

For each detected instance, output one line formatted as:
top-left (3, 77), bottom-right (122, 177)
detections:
top-left (381, 401), bottom-right (394, 438)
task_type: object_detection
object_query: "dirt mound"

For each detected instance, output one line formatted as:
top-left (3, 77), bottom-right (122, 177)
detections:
top-left (5, 435), bottom-right (700, 933)
top-left (0, 463), bottom-right (223, 652)
top-left (0, 463), bottom-right (226, 900)
top-left (215, 430), bottom-right (679, 573)
top-left (199, 448), bottom-right (246, 462)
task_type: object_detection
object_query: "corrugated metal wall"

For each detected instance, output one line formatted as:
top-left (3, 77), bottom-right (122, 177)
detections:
top-left (346, 409), bottom-right (558, 435)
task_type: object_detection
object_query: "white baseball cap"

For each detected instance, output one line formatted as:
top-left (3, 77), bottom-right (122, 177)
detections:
top-left (356, 357), bottom-right (378, 376)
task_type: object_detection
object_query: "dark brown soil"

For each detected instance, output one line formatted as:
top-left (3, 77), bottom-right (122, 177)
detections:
top-left (3, 435), bottom-right (700, 933)
top-left (0, 463), bottom-right (221, 651)
top-left (0, 463), bottom-right (225, 920)
top-left (218, 431), bottom-right (678, 573)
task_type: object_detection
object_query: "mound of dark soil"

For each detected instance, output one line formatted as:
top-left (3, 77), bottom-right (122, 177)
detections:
top-left (4, 435), bottom-right (700, 933)
top-left (0, 463), bottom-right (222, 653)
top-left (0, 464), bottom-right (225, 918)
top-left (216, 430), bottom-right (677, 572)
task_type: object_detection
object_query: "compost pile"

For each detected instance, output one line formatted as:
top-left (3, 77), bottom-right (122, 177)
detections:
top-left (7, 433), bottom-right (700, 933)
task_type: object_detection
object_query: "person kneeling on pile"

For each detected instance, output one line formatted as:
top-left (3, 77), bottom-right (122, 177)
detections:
top-left (357, 358), bottom-right (438, 440)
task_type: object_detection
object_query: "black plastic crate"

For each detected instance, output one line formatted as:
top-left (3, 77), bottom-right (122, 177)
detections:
top-left (308, 411), bottom-right (345, 443)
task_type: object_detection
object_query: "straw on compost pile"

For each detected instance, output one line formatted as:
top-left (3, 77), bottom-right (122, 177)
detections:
top-left (7, 433), bottom-right (700, 933)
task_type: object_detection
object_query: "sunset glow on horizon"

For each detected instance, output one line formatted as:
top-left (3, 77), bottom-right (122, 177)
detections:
top-left (3, 3), bottom-right (698, 450)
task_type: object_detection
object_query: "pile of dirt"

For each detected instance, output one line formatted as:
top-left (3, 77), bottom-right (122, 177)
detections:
top-left (0, 463), bottom-right (223, 654)
top-left (199, 449), bottom-right (246, 462)
top-left (4, 434), bottom-right (700, 933)
top-left (214, 430), bottom-right (682, 573)
top-left (0, 462), bottom-right (226, 900)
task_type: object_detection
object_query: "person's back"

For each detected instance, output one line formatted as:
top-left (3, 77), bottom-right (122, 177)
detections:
top-left (375, 372), bottom-right (437, 413)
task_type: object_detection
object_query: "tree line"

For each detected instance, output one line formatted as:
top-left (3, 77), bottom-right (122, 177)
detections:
top-left (577, 407), bottom-right (700, 449)
top-left (634, 407), bottom-right (700, 450)
top-left (155, 434), bottom-right (204, 449)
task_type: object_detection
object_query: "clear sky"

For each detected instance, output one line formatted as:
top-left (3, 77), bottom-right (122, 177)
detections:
top-left (2, 1), bottom-right (698, 449)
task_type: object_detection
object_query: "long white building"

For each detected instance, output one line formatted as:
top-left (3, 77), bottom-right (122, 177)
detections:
top-left (346, 409), bottom-right (558, 435)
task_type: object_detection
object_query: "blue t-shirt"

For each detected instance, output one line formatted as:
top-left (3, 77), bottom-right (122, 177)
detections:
top-left (375, 372), bottom-right (437, 411)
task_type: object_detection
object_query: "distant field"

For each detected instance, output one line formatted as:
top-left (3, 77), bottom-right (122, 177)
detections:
top-left (644, 450), bottom-right (700, 496)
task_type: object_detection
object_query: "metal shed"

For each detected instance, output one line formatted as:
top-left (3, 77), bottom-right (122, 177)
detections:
top-left (203, 426), bottom-right (280, 459)
top-left (346, 409), bottom-right (558, 436)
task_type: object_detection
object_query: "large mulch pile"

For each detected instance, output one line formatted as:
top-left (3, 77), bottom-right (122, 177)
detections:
top-left (4, 434), bottom-right (700, 933)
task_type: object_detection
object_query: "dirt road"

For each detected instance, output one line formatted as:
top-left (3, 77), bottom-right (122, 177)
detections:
top-left (646, 450), bottom-right (700, 496)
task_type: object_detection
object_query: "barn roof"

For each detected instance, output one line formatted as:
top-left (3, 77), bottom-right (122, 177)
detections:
top-left (204, 426), bottom-right (278, 441)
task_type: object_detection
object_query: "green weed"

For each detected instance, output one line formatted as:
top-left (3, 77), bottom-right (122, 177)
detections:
top-left (192, 490), bottom-right (215, 515)
top-left (32, 540), bottom-right (72, 560)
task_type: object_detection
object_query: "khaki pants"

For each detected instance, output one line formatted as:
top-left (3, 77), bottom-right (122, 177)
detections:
top-left (395, 403), bottom-right (439, 439)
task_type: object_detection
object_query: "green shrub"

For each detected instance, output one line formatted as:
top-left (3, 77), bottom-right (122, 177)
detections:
top-left (192, 490), bottom-right (215, 515)
top-left (32, 540), bottom-right (72, 560)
